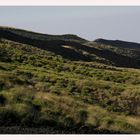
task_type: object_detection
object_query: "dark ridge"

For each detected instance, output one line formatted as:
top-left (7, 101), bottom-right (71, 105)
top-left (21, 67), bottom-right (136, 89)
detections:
top-left (0, 26), bottom-right (87, 42)
top-left (0, 26), bottom-right (140, 68)
top-left (0, 27), bottom-right (90, 61)
top-left (94, 38), bottom-right (140, 49)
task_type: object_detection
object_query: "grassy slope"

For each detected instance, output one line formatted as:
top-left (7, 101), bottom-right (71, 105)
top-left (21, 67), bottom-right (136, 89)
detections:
top-left (0, 39), bottom-right (140, 133)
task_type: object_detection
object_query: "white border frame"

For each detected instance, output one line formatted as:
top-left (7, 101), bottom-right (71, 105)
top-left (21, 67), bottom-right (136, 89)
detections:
top-left (0, 0), bottom-right (140, 6)
top-left (0, 0), bottom-right (140, 139)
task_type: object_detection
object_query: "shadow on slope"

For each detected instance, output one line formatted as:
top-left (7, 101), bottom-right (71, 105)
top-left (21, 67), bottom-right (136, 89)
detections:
top-left (0, 27), bottom-right (140, 68)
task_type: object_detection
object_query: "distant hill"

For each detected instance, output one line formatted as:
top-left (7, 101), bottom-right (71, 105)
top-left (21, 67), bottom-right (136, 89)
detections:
top-left (0, 26), bottom-right (86, 42)
top-left (94, 38), bottom-right (140, 49)
top-left (0, 26), bottom-right (140, 68)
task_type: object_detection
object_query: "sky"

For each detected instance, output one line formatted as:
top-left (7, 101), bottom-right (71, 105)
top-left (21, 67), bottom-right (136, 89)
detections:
top-left (0, 6), bottom-right (140, 43)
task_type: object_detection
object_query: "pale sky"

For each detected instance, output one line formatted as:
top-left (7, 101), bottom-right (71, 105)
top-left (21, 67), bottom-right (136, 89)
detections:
top-left (0, 6), bottom-right (140, 42)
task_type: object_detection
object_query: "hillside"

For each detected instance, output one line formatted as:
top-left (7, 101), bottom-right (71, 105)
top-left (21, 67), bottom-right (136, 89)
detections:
top-left (0, 27), bottom-right (140, 134)
top-left (0, 27), bottom-right (140, 68)
top-left (94, 38), bottom-right (140, 49)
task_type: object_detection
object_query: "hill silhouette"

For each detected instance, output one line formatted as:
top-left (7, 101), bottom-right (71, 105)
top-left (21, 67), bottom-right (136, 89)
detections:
top-left (0, 27), bottom-right (140, 68)
top-left (95, 38), bottom-right (140, 49)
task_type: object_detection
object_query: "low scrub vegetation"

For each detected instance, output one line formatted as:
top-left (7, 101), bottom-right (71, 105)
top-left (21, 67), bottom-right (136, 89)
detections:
top-left (0, 39), bottom-right (140, 133)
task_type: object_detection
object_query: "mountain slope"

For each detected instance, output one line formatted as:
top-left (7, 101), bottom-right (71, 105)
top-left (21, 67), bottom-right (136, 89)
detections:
top-left (0, 27), bottom-right (140, 134)
top-left (0, 27), bottom-right (140, 68)
top-left (94, 38), bottom-right (140, 49)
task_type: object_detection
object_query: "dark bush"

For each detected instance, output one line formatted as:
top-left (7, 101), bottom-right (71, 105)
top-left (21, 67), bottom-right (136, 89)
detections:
top-left (63, 116), bottom-right (75, 128)
top-left (0, 80), bottom-right (5, 90)
top-left (0, 109), bottom-right (20, 126)
top-left (0, 94), bottom-right (6, 105)
top-left (78, 110), bottom-right (88, 124)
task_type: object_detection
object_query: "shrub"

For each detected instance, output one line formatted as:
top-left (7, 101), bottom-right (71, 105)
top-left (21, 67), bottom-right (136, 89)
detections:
top-left (10, 87), bottom-right (35, 104)
top-left (81, 86), bottom-right (93, 96)
top-left (63, 116), bottom-right (75, 128)
top-left (21, 113), bottom-right (35, 127)
top-left (35, 82), bottom-right (50, 92)
top-left (0, 94), bottom-right (6, 105)
top-left (0, 108), bottom-right (20, 126)
top-left (77, 109), bottom-right (88, 124)
top-left (67, 81), bottom-right (77, 93)
top-left (49, 86), bottom-right (61, 95)
top-left (0, 80), bottom-right (5, 90)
